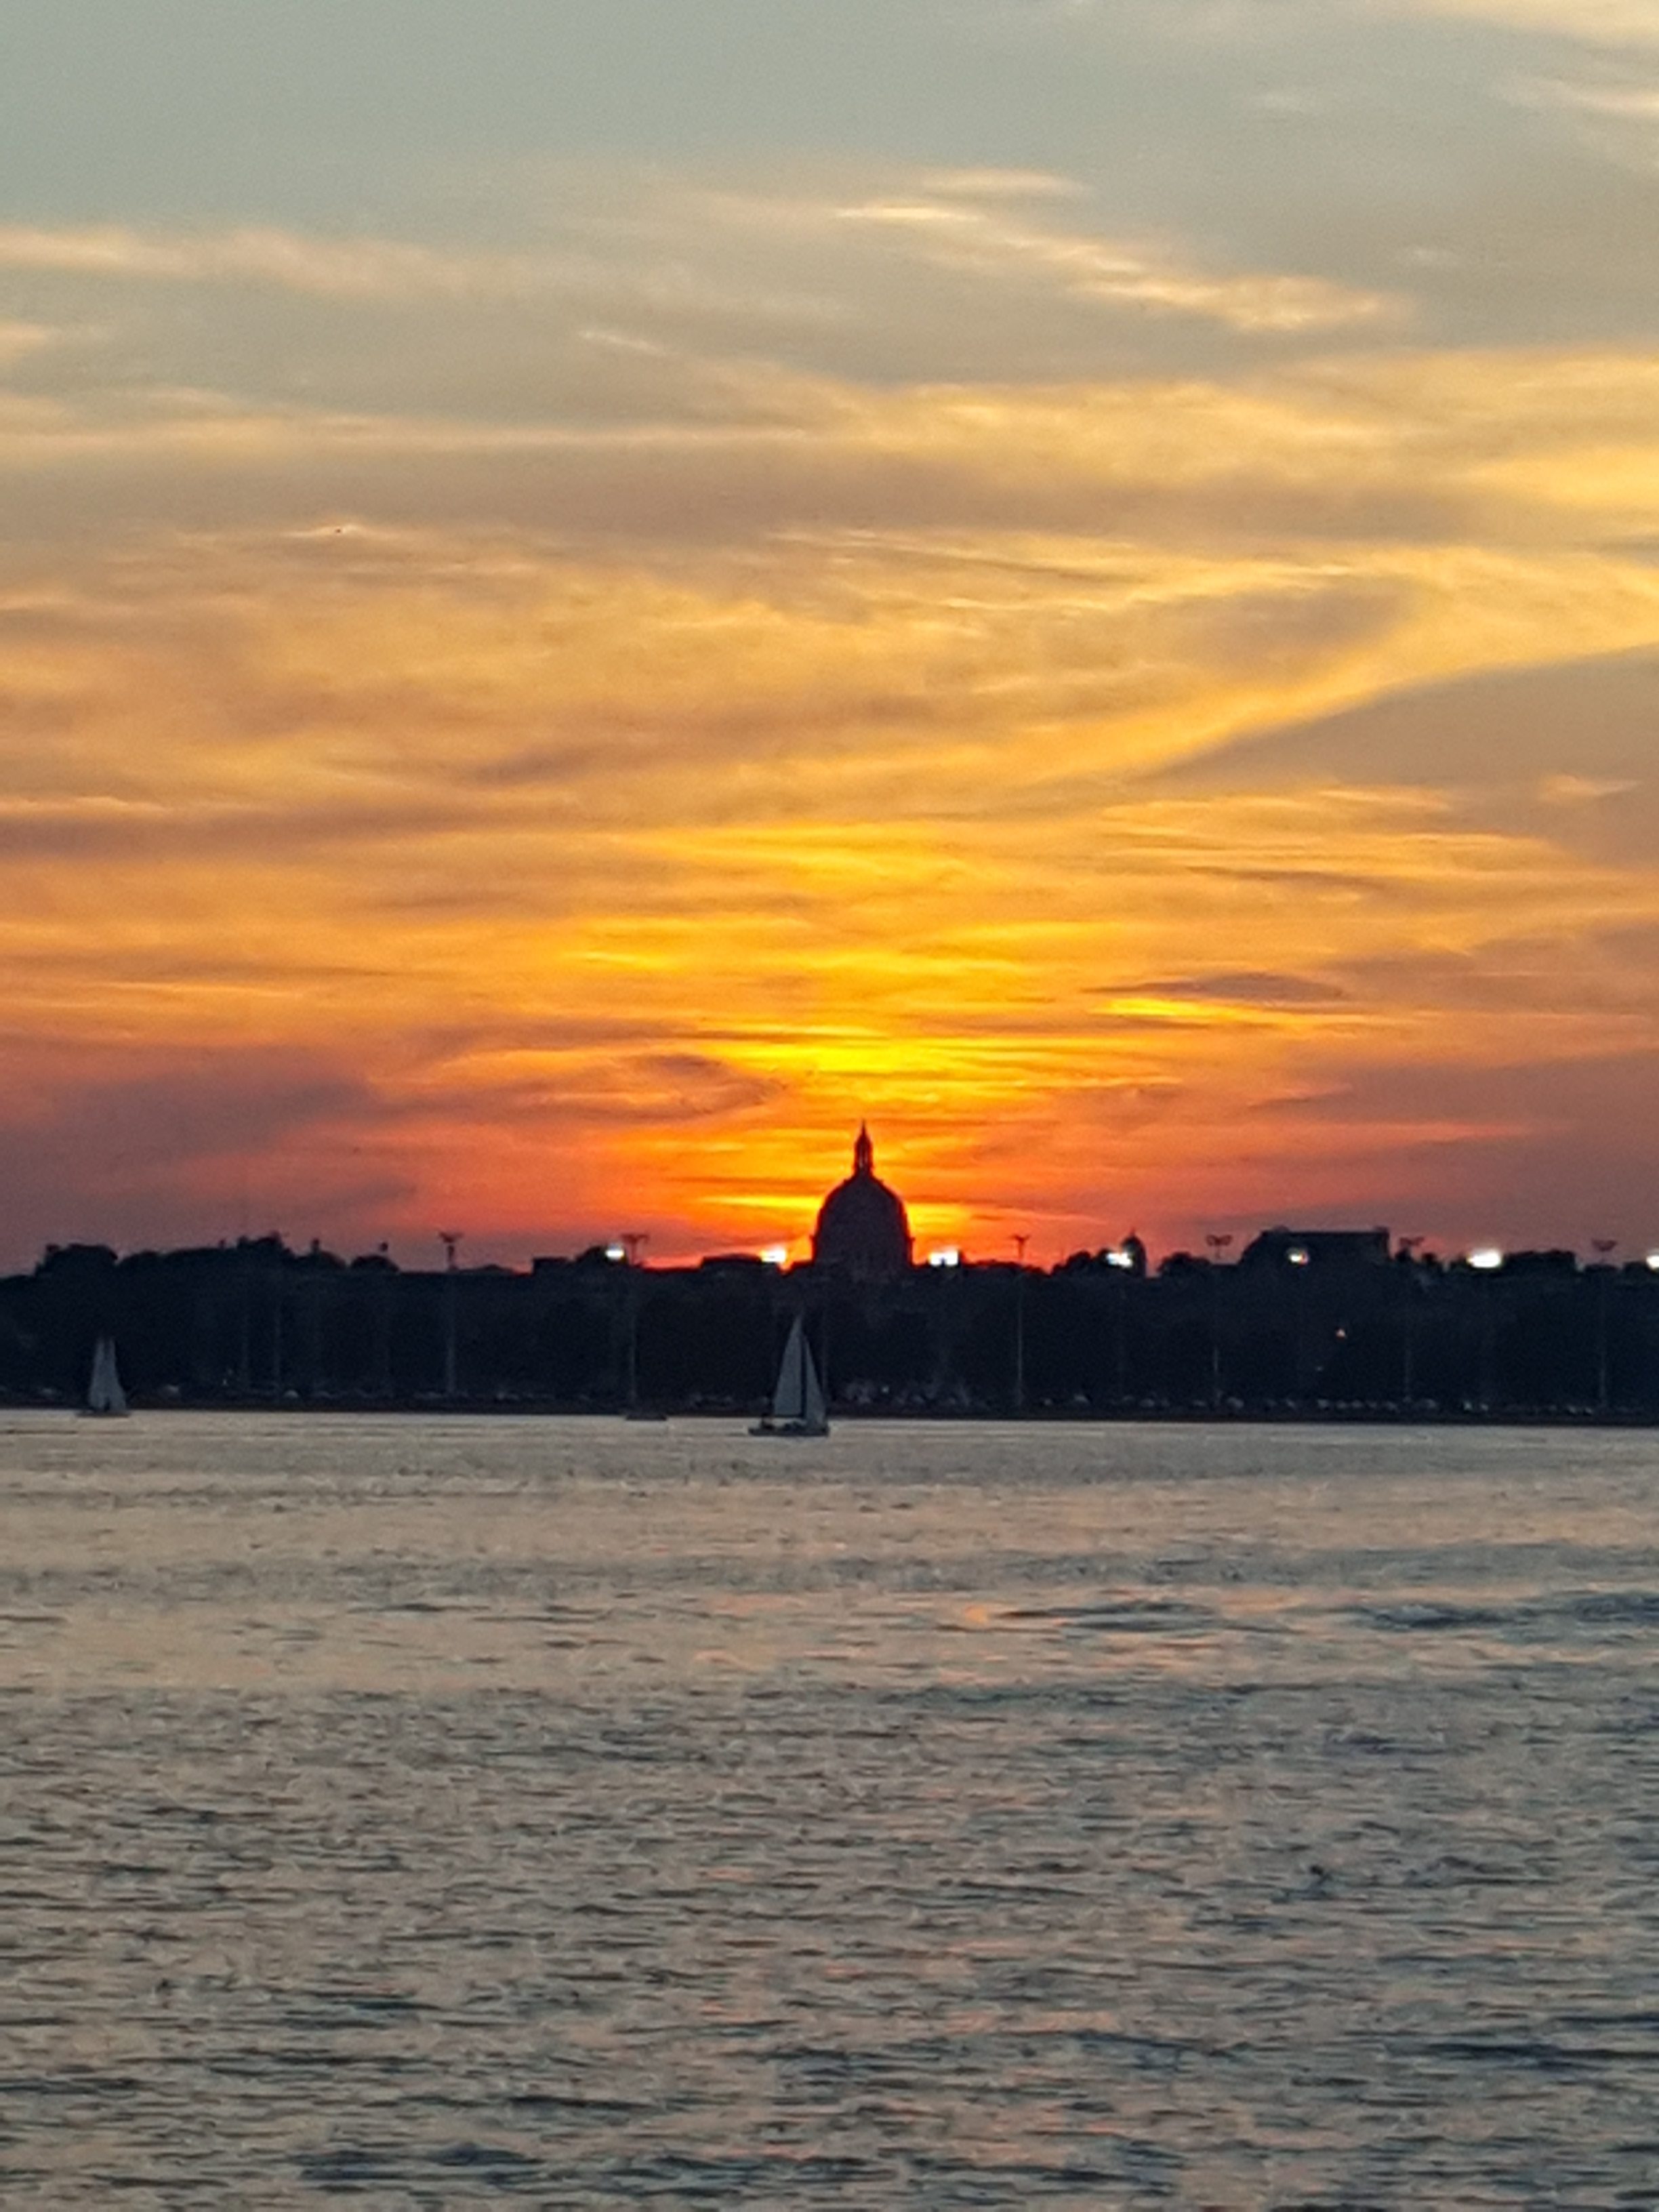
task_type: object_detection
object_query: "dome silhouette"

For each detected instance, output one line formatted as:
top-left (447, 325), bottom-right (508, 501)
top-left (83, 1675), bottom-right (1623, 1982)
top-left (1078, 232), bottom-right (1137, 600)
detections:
top-left (812, 1126), bottom-right (913, 1278)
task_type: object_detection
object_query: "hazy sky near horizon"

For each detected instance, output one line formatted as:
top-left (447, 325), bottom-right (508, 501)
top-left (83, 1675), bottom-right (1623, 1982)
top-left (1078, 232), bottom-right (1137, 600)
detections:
top-left (7, 0), bottom-right (1659, 1264)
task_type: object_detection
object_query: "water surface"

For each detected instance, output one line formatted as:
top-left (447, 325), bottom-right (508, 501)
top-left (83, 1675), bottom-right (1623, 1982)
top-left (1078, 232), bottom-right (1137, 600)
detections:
top-left (3, 1416), bottom-right (1656, 2205)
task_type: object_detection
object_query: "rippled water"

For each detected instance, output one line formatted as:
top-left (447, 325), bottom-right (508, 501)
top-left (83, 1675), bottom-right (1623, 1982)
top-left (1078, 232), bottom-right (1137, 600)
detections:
top-left (3, 1415), bottom-right (1658, 2206)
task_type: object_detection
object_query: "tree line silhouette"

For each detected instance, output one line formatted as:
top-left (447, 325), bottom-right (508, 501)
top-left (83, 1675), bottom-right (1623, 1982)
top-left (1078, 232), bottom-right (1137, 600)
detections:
top-left (9, 1229), bottom-right (1659, 1420)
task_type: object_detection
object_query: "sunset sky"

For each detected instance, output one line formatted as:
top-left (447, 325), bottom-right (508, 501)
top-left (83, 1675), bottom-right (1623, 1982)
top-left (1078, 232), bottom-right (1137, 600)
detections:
top-left (7, 0), bottom-right (1659, 1267)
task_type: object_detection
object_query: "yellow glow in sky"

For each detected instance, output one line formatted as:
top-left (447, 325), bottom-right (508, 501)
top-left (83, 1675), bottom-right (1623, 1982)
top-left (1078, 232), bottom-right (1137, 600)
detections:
top-left (8, 9), bottom-right (1659, 1261)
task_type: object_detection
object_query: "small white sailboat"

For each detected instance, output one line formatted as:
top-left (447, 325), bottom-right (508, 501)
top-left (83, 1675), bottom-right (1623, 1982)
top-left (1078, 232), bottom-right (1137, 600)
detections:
top-left (81, 1336), bottom-right (129, 1419)
top-left (751, 1314), bottom-right (830, 1437)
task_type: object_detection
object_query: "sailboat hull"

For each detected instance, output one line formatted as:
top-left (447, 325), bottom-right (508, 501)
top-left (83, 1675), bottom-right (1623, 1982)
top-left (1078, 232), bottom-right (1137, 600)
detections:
top-left (752, 1312), bottom-right (830, 1436)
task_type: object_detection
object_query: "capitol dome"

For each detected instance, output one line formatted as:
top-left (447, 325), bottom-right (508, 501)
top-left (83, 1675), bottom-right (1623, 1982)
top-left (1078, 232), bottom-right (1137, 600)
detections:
top-left (812, 1126), bottom-right (914, 1279)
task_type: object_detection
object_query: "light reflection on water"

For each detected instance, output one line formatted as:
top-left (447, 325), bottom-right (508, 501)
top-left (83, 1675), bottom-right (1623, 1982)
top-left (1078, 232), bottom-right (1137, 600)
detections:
top-left (3, 1414), bottom-right (1658, 2205)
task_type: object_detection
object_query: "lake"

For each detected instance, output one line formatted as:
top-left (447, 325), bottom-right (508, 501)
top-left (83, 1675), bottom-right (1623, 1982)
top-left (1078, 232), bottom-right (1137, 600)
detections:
top-left (3, 1414), bottom-right (1656, 2205)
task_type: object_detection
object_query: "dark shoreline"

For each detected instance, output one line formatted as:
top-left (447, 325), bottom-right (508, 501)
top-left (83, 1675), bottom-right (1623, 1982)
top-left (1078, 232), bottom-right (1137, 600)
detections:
top-left (28, 1399), bottom-right (1659, 1429)
top-left (21, 1234), bottom-right (1659, 1427)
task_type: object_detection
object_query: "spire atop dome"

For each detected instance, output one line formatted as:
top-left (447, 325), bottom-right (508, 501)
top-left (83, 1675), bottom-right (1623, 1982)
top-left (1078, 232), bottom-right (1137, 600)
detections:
top-left (813, 1124), bottom-right (912, 1277)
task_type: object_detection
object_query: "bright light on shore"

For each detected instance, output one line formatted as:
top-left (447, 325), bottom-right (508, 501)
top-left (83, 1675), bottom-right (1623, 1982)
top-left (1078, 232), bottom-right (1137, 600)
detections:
top-left (605, 1243), bottom-right (627, 1263)
top-left (760, 1246), bottom-right (790, 1267)
top-left (928, 1248), bottom-right (962, 1269)
top-left (1468, 1248), bottom-right (1504, 1271)
top-left (1105, 1248), bottom-right (1136, 1270)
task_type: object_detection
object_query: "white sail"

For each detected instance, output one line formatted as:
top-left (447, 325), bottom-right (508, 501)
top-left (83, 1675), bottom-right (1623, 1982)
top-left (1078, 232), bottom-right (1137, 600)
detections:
top-left (773, 1315), bottom-right (808, 1422)
top-left (85, 1336), bottom-right (128, 1417)
top-left (800, 1336), bottom-right (827, 1431)
top-left (754, 1314), bottom-right (830, 1435)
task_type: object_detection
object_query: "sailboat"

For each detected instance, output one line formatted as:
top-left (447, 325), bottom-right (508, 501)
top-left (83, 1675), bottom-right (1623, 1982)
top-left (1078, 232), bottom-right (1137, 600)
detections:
top-left (81, 1336), bottom-right (129, 1419)
top-left (750, 1313), bottom-right (830, 1437)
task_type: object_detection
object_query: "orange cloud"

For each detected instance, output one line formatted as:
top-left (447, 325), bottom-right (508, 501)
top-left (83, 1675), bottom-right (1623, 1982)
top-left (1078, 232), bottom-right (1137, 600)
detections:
top-left (7, 325), bottom-right (1659, 1258)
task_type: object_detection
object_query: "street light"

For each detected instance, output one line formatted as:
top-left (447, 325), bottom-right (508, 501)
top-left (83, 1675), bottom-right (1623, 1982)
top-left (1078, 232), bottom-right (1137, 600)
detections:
top-left (1205, 1234), bottom-right (1233, 1409)
top-left (1012, 1232), bottom-right (1028, 1414)
top-left (1592, 1238), bottom-right (1618, 1414)
top-left (618, 1234), bottom-right (649, 1410)
top-left (437, 1230), bottom-right (463, 1398)
top-left (1398, 1237), bottom-right (1425, 1402)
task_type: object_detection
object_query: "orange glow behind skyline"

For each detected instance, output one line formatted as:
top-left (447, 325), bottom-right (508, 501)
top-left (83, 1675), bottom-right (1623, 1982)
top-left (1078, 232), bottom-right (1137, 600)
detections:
top-left (9, 10), bottom-right (1659, 1265)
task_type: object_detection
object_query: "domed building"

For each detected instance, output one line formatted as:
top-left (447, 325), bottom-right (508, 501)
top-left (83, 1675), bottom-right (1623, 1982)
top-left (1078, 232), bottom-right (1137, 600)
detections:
top-left (812, 1126), bottom-right (914, 1279)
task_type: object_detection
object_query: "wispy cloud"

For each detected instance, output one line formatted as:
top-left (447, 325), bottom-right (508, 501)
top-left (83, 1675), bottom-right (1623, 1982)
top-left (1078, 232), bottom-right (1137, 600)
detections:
top-left (0, 216), bottom-right (834, 332)
top-left (1521, 75), bottom-right (1659, 116)
top-left (0, 222), bottom-right (525, 301)
top-left (0, 322), bottom-right (64, 367)
top-left (1104, 972), bottom-right (1351, 1008)
top-left (801, 182), bottom-right (1399, 333)
top-left (835, 199), bottom-right (1392, 332)
top-left (915, 167), bottom-right (1087, 200)
top-left (1396, 0), bottom-right (1659, 44)
top-left (0, 184), bottom-right (1394, 343)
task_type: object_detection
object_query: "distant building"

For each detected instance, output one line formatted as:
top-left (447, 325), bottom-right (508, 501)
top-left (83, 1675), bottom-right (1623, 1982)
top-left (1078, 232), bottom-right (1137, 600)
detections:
top-left (1240, 1226), bottom-right (1391, 1273)
top-left (812, 1125), bottom-right (914, 1279)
